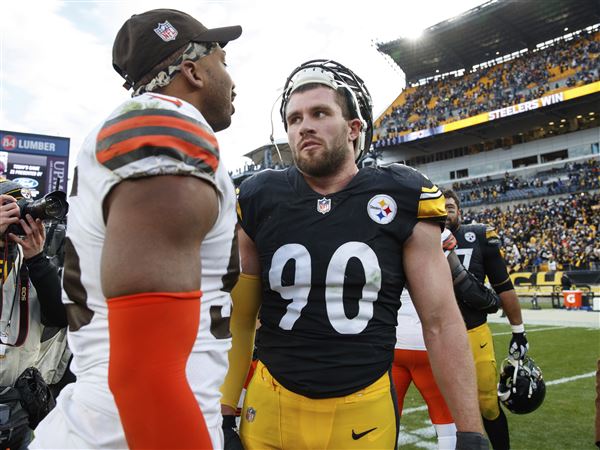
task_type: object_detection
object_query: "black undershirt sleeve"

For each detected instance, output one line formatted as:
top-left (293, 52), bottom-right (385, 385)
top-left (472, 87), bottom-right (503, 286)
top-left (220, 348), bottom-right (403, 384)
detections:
top-left (25, 252), bottom-right (68, 327)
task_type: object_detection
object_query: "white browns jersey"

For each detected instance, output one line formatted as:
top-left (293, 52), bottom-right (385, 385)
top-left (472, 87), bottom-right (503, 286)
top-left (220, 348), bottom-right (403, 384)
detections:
top-left (395, 290), bottom-right (426, 351)
top-left (32, 93), bottom-right (238, 449)
top-left (396, 229), bottom-right (451, 351)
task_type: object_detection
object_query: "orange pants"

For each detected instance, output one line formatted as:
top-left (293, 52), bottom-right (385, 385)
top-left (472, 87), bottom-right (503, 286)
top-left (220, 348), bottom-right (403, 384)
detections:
top-left (391, 349), bottom-right (453, 424)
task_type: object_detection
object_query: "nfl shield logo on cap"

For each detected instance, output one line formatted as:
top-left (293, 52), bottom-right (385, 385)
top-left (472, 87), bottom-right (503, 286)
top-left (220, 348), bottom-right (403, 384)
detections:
top-left (154, 20), bottom-right (178, 42)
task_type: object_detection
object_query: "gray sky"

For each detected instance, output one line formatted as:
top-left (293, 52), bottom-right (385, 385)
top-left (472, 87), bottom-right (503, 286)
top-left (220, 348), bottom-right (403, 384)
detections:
top-left (1, 0), bottom-right (486, 175)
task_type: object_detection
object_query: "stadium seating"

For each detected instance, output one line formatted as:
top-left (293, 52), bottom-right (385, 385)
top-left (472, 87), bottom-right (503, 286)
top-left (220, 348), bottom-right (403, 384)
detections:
top-left (374, 30), bottom-right (600, 145)
top-left (459, 162), bottom-right (600, 273)
top-left (452, 159), bottom-right (600, 207)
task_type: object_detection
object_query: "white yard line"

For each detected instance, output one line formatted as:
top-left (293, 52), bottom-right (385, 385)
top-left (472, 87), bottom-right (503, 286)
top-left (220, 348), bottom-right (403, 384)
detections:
top-left (400, 344), bottom-right (596, 449)
top-left (402, 370), bottom-right (595, 418)
top-left (492, 326), bottom-right (567, 336)
top-left (545, 371), bottom-right (595, 385)
top-left (402, 405), bottom-right (428, 415)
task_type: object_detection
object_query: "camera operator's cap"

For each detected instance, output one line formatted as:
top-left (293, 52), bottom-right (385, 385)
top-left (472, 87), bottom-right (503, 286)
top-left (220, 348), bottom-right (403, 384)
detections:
top-left (0, 179), bottom-right (28, 200)
top-left (113, 8), bottom-right (242, 89)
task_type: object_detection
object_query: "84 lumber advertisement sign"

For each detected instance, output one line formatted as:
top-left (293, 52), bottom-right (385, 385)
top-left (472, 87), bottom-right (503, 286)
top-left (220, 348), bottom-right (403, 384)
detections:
top-left (0, 130), bottom-right (69, 199)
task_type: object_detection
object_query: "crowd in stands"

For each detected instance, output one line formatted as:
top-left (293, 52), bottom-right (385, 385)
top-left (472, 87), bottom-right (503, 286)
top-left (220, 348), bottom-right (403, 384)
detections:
top-left (462, 189), bottom-right (600, 273)
top-left (451, 159), bottom-right (600, 207)
top-left (375, 29), bottom-right (600, 145)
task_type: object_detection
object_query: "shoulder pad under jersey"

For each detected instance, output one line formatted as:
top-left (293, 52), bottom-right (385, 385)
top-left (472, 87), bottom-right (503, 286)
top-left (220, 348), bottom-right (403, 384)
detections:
top-left (484, 224), bottom-right (501, 246)
top-left (386, 164), bottom-right (446, 222)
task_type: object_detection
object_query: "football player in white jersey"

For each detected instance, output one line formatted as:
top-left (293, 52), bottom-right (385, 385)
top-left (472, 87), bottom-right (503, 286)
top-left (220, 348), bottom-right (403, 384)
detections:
top-left (393, 230), bottom-right (457, 450)
top-left (394, 290), bottom-right (457, 450)
top-left (32, 9), bottom-right (241, 449)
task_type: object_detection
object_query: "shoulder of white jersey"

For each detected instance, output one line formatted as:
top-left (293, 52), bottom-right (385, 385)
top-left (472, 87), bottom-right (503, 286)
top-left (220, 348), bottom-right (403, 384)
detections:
top-left (95, 93), bottom-right (219, 185)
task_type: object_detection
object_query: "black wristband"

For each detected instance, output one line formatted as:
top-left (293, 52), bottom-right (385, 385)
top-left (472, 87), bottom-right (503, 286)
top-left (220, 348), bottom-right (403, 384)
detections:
top-left (456, 431), bottom-right (489, 450)
top-left (222, 415), bottom-right (237, 429)
top-left (24, 251), bottom-right (45, 264)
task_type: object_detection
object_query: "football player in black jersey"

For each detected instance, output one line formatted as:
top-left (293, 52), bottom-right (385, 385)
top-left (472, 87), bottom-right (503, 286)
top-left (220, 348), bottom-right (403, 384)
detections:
top-left (444, 189), bottom-right (528, 450)
top-left (221, 60), bottom-right (487, 450)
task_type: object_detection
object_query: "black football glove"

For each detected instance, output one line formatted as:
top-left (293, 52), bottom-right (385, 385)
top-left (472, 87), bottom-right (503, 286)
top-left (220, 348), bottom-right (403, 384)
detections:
top-left (222, 415), bottom-right (244, 450)
top-left (509, 331), bottom-right (529, 360)
top-left (456, 431), bottom-right (489, 450)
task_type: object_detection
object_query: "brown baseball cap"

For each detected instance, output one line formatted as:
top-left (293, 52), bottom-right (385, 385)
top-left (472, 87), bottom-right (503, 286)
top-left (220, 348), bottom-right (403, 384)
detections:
top-left (113, 8), bottom-right (242, 89)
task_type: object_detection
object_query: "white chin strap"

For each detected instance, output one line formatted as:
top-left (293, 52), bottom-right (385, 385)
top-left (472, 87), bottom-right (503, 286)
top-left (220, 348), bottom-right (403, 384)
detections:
top-left (286, 66), bottom-right (367, 156)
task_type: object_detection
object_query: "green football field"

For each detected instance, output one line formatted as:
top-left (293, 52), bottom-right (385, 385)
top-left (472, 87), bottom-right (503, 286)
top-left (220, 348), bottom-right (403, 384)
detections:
top-left (397, 322), bottom-right (600, 450)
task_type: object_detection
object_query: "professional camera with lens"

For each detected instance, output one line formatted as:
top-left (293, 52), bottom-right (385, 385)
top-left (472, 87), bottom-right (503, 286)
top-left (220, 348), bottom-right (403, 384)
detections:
top-left (7, 191), bottom-right (69, 236)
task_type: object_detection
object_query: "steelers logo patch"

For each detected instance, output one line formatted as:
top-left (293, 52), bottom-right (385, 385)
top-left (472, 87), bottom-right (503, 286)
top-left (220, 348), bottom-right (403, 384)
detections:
top-left (367, 194), bottom-right (397, 224)
top-left (465, 231), bottom-right (476, 243)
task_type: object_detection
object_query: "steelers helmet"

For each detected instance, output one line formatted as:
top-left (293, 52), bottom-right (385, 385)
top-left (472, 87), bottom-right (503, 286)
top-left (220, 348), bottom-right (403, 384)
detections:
top-left (280, 59), bottom-right (373, 161)
top-left (497, 356), bottom-right (546, 414)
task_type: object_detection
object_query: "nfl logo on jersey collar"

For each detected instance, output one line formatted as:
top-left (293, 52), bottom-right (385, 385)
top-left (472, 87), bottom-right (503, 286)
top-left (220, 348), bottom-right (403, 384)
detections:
top-left (367, 194), bottom-right (397, 224)
top-left (154, 20), bottom-right (178, 41)
top-left (317, 197), bottom-right (332, 214)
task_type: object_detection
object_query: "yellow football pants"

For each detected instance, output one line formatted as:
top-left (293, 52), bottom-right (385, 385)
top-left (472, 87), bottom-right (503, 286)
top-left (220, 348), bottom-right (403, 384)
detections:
top-left (468, 323), bottom-right (501, 420)
top-left (240, 360), bottom-right (398, 449)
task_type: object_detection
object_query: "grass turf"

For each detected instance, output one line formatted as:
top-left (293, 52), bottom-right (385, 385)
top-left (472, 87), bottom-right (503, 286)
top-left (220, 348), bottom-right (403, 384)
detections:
top-left (397, 322), bottom-right (599, 450)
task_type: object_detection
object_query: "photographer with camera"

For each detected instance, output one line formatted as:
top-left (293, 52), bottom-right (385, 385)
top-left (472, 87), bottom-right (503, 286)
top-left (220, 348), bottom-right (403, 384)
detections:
top-left (0, 179), bottom-right (68, 450)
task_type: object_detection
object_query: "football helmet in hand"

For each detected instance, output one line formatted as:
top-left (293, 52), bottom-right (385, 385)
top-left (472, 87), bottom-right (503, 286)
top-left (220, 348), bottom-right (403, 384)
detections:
top-left (497, 356), bottom-right (545, 414)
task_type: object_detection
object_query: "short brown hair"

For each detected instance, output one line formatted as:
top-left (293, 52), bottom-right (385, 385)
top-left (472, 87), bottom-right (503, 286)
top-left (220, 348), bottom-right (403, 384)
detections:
top-left (443, 189), bottom-right (461, 210)
top-left (288, 82), bottom-right (352, 121)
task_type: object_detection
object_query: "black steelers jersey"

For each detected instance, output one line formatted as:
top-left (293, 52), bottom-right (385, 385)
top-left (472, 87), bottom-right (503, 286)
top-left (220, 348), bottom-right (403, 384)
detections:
top-left (452, 223), bottom-right (514, 329)
top-left (237, 164), bottom-right (446, 398)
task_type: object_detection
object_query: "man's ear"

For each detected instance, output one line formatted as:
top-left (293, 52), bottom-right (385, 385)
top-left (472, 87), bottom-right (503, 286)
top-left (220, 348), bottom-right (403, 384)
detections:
top-left (179, 59), bottom-right (204, 89)
top-left (348, 118), bottom-right (362, 141)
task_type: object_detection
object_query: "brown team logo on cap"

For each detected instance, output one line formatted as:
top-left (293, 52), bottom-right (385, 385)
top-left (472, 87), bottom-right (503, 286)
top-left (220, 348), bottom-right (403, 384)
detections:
top-left (153, 20), bottom-right (178, 42)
